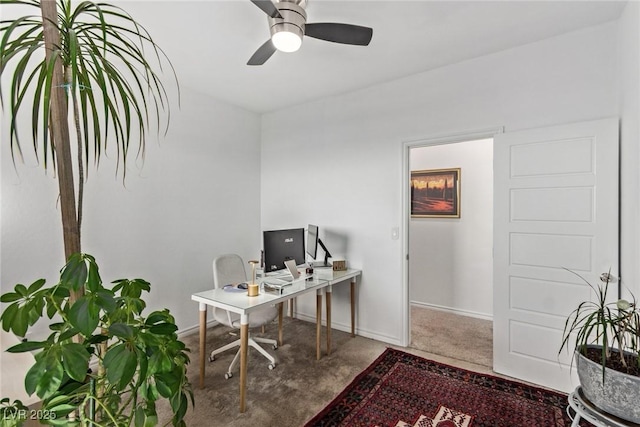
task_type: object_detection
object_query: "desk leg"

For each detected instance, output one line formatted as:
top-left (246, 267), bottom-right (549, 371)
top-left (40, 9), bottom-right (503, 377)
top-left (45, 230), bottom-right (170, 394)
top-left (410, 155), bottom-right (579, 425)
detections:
top-left (198, 303), bottom-right (207, 389)
top-left (326, 285), bottom-right (332, 356)
top-left (278, 302), bottom-right (284, 346)
top-left (316, 290), bottom-right (322, 361)
top-left (289, 298), bottom-right (295, 317)
top-left (239, 314), bottom-right (249, 413)
top-left (350, 278), bottom-right (356, 337)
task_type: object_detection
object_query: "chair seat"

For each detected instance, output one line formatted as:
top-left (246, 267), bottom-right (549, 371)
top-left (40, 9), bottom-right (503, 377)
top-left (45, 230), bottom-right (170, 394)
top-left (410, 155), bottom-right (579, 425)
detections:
top-left (213, 306), bottom-right (277, 329)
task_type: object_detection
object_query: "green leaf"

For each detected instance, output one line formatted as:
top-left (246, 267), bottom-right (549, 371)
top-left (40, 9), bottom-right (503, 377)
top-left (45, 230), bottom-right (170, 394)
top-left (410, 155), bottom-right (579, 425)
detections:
top-left (47, 403), bottom-right (77, 419)
top-left (0, 303), bottom-right (19, 332)
top-left (95, 289), bottom-right (116, 312)
top-left (109, 323), bottom-right (134, 339)
top-left (148, 352), bottom-right (163, 375)
top-left (60, 254), bottom-right (88, 292)
top-left (58, 327), bottom-right (81, 342)
top-left (7, 340), bottom-right (47, 353)
top-left (68, 297), bottom-right (99, 337)
top-left (15, 284), bottom-right (28, 298)
top-left (136, 347), bottom-right (149, 386)
top-left (104, 343), bottom-right (138, 390)
top-left (134, 405), bottom-right (145, 426)
top-left (61, 343), bottom-right (90, 382)
top-left (25, 352), bottom-right (64, 399)
top-left (149, 323), bottom-right (177, 335)
top-left (171, 392), bottom-right (188, 423)
top-left (144, 414), bottom-right (158, 427)
top-left (85, 334), bottom-right (109, 345)
top-left (144, 312), bottom-right (168, 326)
top-left (13, 305), bottom-right (30, 338)
top-left (0, 292), bottom-right (22, 303)
top-left (86, 258), bottom-right (102, 292)
top-left (154, 377), bottom-right (172, 398)
top-left (27, 278), bottom-right (47, 294)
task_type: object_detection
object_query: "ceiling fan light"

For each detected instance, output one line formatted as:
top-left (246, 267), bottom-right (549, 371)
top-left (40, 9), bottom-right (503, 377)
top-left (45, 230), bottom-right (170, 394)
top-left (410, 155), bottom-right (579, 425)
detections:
top-left (272, 30), bottom-right (302, 53)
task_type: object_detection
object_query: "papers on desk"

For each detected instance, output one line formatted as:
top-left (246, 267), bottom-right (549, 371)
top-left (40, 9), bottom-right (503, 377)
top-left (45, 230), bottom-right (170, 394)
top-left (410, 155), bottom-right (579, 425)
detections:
top-left (263, 275), bottom-right (317, 294)
top-left (262, 279), bottom-right (291, 295)
top-left (264, 278), bottom-right (289, 285)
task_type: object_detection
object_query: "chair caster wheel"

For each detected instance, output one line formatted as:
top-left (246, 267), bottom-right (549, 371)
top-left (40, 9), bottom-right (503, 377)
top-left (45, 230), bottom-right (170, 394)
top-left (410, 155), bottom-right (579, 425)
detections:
top-left (273, 344), bottom-right (278, 350)
top-left (268, 363), bottom-right (276, 370)
top-left (209, 355), bottom-right (215, 362)
top-left (224, 372), bottom-right (233, 380)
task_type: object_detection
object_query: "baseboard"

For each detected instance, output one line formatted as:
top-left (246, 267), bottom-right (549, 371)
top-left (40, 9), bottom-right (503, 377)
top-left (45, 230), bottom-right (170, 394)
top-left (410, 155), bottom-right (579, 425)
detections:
top-left (293, 312), bottom-right (405, 347)
top-left (410, 301), bottom-right (493, 322)
top-left (177, 319), bottom-right (219, 339)
top-left (177, 315), bottom-right (405, 348)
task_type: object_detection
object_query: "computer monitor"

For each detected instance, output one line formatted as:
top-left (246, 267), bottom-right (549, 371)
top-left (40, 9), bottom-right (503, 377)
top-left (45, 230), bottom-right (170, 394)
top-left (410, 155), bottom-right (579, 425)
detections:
top-left (263, 228), bottom-right (306, 273)
top-left (307, 224), bottom-right (319, 259)
top-left (306, 224), bottom-right (332, 268)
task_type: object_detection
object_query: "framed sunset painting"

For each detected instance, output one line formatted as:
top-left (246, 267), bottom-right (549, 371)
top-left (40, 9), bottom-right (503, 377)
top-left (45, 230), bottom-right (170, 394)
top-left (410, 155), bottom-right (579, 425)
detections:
top-left (410, 168), bottom-right (461, 218)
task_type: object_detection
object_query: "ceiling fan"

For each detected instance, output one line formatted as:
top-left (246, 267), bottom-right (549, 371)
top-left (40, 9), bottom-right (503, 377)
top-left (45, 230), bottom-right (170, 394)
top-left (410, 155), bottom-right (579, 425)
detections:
top-left (247, 0), bottom-right (373, 66)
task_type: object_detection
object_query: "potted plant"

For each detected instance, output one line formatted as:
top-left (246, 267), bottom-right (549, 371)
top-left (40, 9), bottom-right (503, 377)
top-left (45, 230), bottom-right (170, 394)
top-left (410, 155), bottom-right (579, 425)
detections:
top-left (559, 269), bottom-right (640, 423)
top-left (0, 0), bottom-right (178, 281)
top-left (1, 253), bottom-right (192, 426)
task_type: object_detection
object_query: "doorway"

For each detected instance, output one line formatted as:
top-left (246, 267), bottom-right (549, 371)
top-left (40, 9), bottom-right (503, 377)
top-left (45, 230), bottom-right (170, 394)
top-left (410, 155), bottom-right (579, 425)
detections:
top-left (403, 133), bottom-right (496, 367)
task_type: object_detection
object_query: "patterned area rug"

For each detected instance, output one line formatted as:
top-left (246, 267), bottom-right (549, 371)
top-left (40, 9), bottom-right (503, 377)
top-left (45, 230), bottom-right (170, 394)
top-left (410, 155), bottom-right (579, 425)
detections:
top-left (305, 348), bottom-right (582, 427)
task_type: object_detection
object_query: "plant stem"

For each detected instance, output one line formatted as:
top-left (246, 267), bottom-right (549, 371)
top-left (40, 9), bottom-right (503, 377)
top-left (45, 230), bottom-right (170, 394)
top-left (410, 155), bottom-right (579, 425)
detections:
top-left (40, 1), bottom-right (82, 300)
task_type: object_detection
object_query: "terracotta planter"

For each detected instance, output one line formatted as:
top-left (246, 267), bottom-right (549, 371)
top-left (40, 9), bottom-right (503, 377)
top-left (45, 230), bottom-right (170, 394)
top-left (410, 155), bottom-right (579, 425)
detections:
top-left (576, 345), bottom-right (640, 423)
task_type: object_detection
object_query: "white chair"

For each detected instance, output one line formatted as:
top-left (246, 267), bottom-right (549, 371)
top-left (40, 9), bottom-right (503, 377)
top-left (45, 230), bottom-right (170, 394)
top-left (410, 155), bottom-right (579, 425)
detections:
top-left (209, 254), bottom-right (278, 379)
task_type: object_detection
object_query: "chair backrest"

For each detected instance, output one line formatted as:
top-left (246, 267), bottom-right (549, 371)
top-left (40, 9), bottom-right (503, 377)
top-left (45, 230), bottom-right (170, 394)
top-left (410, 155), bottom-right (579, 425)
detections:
top-left (212, 254), bottom-right (247, 289)
top-left (212, 253), bottom-right (277, 329)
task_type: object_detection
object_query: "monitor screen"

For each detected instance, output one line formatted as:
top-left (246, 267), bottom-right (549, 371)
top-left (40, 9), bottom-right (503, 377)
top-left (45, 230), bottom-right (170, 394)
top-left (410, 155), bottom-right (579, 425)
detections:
top-left (306, 224), bottom-right (333, 268)
top-left (263, 228), bottom-right (306, 273)
top-left (307, 224), bottom-right (318, 260)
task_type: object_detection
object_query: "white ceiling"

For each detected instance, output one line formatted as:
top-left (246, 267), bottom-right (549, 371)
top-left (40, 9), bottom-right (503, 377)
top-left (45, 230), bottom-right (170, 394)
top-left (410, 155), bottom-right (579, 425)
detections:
top-left (120, 1), bottom-right (626, 113)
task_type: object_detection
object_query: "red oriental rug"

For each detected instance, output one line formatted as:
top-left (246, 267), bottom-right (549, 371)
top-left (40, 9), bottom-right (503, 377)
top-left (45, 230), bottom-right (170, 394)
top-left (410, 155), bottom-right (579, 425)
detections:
top-left (305, 348), bottom-right (584, 427)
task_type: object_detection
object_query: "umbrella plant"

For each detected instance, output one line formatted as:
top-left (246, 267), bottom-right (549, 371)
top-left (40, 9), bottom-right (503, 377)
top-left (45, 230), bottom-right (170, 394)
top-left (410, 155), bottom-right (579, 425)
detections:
top-left (1, 254), bottom-right (193, 426)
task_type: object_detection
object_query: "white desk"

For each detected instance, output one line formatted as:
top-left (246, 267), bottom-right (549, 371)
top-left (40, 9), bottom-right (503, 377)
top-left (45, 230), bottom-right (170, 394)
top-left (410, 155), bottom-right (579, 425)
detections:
top-left (191, 268), bottom-right (361, 412)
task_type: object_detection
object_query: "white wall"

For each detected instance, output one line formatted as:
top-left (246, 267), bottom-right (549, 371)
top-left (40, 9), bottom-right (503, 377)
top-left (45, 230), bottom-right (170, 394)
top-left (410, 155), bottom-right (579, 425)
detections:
top-left (261, 22), bottom-right (619, 345)
top-left (618, 1), bottom-right (640, 300)
top-left (1, 87), bottom-right (263, 340)
top-left (409, 139), bottom-right (493, 319)
top-left (2, 2), bottom-right (635, 371)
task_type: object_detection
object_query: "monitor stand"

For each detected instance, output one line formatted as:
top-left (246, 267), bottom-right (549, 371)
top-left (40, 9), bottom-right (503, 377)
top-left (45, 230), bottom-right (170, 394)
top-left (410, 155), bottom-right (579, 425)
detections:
top-left (313, 239), bottom-right (333, 268)
top-left (312, 258), bottom-right (332, 268)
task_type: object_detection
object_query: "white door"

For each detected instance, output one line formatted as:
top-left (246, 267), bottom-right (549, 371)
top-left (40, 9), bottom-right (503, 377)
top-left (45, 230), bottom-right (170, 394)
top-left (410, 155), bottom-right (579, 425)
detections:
top-left (493, 118), bottom-right (619, 393)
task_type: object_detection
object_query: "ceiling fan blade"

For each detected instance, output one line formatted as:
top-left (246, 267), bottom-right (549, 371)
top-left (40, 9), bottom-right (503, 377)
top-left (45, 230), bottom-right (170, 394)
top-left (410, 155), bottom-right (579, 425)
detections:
top-left (250, 0), bottom-right (282, 19)
top-left (305, 23), bottom-right (373, 46)
top-left (247, 39), bottom-right (277, 66)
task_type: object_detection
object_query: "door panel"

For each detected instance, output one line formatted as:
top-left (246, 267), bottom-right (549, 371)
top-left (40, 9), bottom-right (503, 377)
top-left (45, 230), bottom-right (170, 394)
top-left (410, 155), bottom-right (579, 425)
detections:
top-left (493, 118), bottom-right (619, 392)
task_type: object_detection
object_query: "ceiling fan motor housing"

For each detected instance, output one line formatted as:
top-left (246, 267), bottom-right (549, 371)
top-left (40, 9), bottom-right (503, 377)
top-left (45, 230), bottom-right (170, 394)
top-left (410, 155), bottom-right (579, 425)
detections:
top-left (268, 0), bottom-right (307, 47)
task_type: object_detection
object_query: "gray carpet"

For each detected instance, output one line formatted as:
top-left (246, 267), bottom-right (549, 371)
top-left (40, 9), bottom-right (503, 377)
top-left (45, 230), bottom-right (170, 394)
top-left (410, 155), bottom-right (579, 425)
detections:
top-left (410, 305), bottom-right (493, 368)
top-left (157, 308), bottom-right (494, 426)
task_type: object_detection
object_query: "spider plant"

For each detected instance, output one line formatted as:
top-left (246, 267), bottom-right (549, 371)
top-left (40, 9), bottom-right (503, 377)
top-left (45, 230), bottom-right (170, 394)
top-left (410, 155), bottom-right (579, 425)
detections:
top-left (559, 269), bottom-right (640, 380)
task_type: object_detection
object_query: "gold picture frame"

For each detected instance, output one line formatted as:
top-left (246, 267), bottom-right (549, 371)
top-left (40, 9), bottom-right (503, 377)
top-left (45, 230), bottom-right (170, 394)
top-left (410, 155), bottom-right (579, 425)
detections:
top-left (410, 168), bottom-right (461, 218)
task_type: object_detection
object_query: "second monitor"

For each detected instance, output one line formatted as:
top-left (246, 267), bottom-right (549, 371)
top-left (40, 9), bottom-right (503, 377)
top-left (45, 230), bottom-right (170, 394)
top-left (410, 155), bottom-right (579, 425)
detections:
top-left (307, 224), bottom-right (332, 268)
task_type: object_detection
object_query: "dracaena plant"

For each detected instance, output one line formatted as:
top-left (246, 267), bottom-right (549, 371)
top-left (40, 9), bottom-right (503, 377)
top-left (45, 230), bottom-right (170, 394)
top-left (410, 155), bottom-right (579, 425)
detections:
top-left (0, 0), bottom-right (178, 288)
top-left (0, 254), bottom-right (193, 426)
